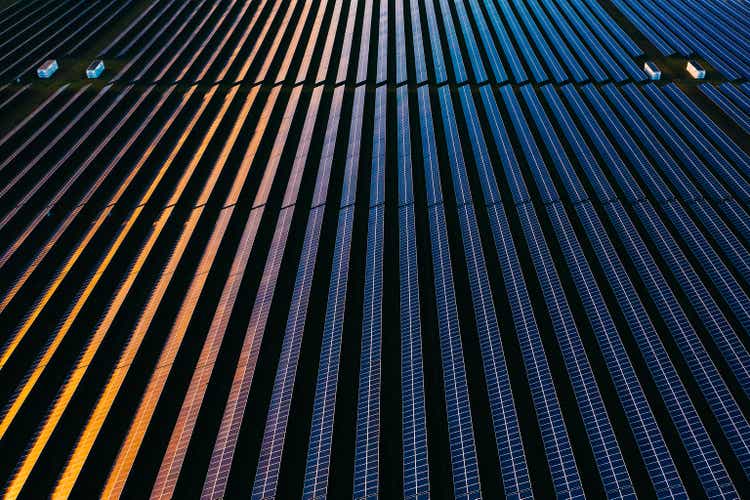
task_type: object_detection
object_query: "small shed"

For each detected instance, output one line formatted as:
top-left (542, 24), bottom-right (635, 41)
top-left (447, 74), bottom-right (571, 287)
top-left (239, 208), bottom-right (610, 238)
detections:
top-left (86, 60), bottom-right (105, 79)
top-left (37, 60), bottom-right (58, 79)
top-left (687, 60), bottom-right (706, 79)
top-left (644, 61), bottom-right (661, 80)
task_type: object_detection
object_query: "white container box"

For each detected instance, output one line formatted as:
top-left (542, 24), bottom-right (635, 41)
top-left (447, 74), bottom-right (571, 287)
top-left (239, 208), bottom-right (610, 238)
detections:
top-left (687, 60), bottom-right (706, 79)
top-left (37, 59), bottom-right (58, 79)
top-left (644, 61), bottom-right (661, 80)
top-left (86, 60), bottom-right (105, 79)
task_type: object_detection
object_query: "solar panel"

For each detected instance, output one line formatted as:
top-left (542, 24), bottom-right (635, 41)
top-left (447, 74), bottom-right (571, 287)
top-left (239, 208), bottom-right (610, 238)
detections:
top-left (376, 0), bottom-right (388, 84)
top-left (701, 83), bottom-right (750, 134)
top-left (370, 86), bottom-right (387, 207)
top-left (523, 0), bottom-right (590, 83)
top-left (341, 87), bottom-right (367, 208)
top-left (422, 0), bottom-right (448, 83)
top-left (252, 206), bottom-right (325, 499)
top-left (418, 88), bottom-right (481, 499)
top-left (552, 201), bottom-right (690, 497)
top-left (539, 85), bottom-right (617, 203)
top-left (641, 83), bottom-right (750, 203)
top-left (601, 84), bottom-right (703, 202)
top-left (520, 85), bottom-right (588, 203)
top-left (509, 0), bottom-right (567, 82)
top-left (514, 203), bottom-right (584, 499)
top-left (303, 206), bottom-right (355, 499)
top-left (396, 88), bottom-right (429, 498)
top-left (457, 87), bottom-right (502, 205)
top-left (353, 204), bottom-right (385, 499)
top-left (662, 83), bottom-right (750, 180)
top-left (440, 87), bottom-right (532, 498)
top-left (293, 0), bottom-right (333, 83)
top-left (336, 0), bottom-right (360, 83)
top-left (355, 0), bottom-right (374, 84)
top-left (499, 85), bottom-right (561, 204)
top-left (477, 87), bottom-right (531, 204)
top-left (353, 85), bottom-right (387, 497)
top-left (478, 0), bottom-right (528, 83)
top-left (203, 205), bottom-right (295, 499)
top-left (518, 85), bottom-right (689, 496)
top-left (579, 84), bottom-right (673, 203)
top-left (395, 0), bottom-right (408, 84)
top-left (465, 0), bottom-right (507, 83)
top-left (398, 204), bottom-right (430, 499)
top-left (450, 0), bottom-right (487, 82)
top-left (311, 0), bottom-right (343, 83)
top-left (435, 0), bottom-right (468, 82)
top-left (407, 0), bottom-right (428, 84)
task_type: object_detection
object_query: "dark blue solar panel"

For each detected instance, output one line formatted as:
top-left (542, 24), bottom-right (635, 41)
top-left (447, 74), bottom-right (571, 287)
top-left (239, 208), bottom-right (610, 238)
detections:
top-left (499, 85), bottom-right (561, 204)
top-left (438, 87), bottom-right (473, 206)
top-left (406, 0), bottom-right (427, 84)
top-left (395, 0), bottom-right (408, 84)
top-left (520, 85), bottom-right (588, 203)
top-left (514, 203), bottom-right (585, 499)
top-left (660, 200), bottom-right (750, 333)
top-left (354, 85), bottom-right (388, 497)
top-left (303, 206), bottom-right (355, 500)
top-left (641, 83), bottom-right (750, 203)
top-left (478, 0), bottom-right (527, 83)
top-left (580, 84), bottom-right (674, 203)
top-left (440, 88), bottom-right (532, 499)
top-left (720, 83), bottom-right (750, 115)
top-left (662, 83), bottom-right (750, 180)
top-left (607, 0), bottom-right (675, 56)
top-left (509, 0), bottom-right (568, 82)
top-left (396, 87), bottom-right (429, 499)
top-left (370, 86), bottom-right (387, 207)
top-left (457, 87), bottom-right (502, 205)
top-left (418, 90), bottom-right (481, 499)
top-left (700, 83), bottom-right (750, 134)
top-left (451, 0), bottom-right (488, 82)
top-left (603, 197), bottom-right (750, 446)
top-left (436, 0), bottom-right (468, 82)
top-left (579, 0), bottom-right (644, 57)
top-left (493, 0), bottom-right (548, 83)
top-left (423, 0), bottom-right (448, 83)
top-left (397, 87), bottom-right (414, 206)
top-left (353, 204), bottom-right (384, 499)
top-left (477, 87), bottom-right (531, 204)
top-left (540, 84), bottom-right (617, 203)
top-left (514, 84), bottom-right (688, 496)
top-left (601, 84), bottom-right (705, 202)
top-left (417, 87), bottom-right (443, 206)
top-left (558, 85), bottom-right (645, 203)
top-left (524, 0), bottom-right (590, 82)
top-left (465, 0), bottom-right (507, 83)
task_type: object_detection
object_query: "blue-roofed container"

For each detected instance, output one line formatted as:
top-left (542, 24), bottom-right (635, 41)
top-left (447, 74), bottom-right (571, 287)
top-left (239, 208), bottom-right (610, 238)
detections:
top-left (37, 60), bottom-right (58, 79)
top-left (644, 61), bottom-right (661, 80)
top-left (687, 60), bottom-right (706, 79)
top-left (86, 60), bottom-right (105, 79)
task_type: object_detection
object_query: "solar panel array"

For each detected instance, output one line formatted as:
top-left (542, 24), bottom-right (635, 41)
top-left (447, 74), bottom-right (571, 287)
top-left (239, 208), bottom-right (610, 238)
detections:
top-left (1, 0), bottom-right (750, 498)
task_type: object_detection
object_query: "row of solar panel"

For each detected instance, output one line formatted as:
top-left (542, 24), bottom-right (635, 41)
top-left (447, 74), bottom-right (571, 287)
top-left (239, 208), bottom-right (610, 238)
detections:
top-left (2, 0), bottom-right (652, 85)
top-left (2, 79), bottom-right (750, 498)
top-left (609, 0), bottom-right (750, 80)
top-left (0, 0), bottom-right (134, 82)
